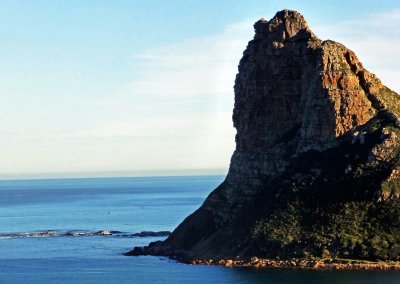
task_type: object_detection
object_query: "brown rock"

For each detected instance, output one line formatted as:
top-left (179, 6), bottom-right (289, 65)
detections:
top-left (125, 9), bottom-right (400, 263)
top-left (250, 256), bottom-right (259, 263)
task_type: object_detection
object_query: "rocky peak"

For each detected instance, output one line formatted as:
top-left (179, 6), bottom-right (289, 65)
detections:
top-left (127, 10), bottom-right (400, 263)
top-left (254, 9), bottom-right (316, 42)
top-left (232, 10), bottom-right (380, 183)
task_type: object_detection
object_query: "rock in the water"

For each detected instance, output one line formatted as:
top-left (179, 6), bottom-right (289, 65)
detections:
top-left (127, 9), bottom-right (400, 262)
top-left (130, 231), bottom-right (171, 237)
top-left (96, 230), bottom-right (112, 235)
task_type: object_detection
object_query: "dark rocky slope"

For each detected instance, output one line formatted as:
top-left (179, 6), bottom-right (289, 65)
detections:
top-left (127, 10), bottom-right (400, 262)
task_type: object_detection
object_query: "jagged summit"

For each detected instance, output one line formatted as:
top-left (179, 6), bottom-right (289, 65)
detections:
top-left (254, 9), bottom-right (316, 42)
top-left (127, 10), bottom-right (400, 264)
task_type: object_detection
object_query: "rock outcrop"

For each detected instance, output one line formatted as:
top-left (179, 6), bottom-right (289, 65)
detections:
top-left (126, 10), bottom-right (400, 262)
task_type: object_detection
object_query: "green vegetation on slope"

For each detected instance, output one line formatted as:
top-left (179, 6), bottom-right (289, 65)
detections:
top-left (252, 199), bottom-right (400, 260)
top-left (246, 115), bottom-right (400, 261)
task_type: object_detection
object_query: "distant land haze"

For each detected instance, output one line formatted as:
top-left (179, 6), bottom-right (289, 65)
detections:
top-left (0, 168), bottom-right (227, 180)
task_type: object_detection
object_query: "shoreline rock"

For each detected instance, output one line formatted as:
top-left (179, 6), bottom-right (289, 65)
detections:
top-left (185, 257), bottom-right (400, 270)
top-left (0, 230), bottom-right (170, 239)
top-left (130, 231), bottom-right (171, 237)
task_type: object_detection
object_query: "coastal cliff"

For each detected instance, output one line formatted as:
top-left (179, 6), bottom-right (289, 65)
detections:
top-left (127, 10), bottom-right (400, 264)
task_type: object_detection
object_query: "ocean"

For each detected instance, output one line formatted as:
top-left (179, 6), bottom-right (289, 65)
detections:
top-left (1, 175), bottom-right (400, 283)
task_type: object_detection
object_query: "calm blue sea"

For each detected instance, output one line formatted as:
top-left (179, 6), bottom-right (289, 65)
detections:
top-left (1, 176), bottom-right (400, 283)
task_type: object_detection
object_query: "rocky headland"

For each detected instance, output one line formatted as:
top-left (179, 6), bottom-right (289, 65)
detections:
top-left (126, 10), bottom-right (400, 269)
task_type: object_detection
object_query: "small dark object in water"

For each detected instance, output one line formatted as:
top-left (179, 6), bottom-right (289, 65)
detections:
top-left (131, 231), bottom-right (171, 237)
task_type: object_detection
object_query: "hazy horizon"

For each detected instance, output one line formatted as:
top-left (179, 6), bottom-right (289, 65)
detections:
top-left (0, 168), bottom-right (227, 181)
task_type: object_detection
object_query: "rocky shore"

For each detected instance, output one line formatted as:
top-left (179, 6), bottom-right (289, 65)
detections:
top-left (0, 230), bottom-right (171, 239)
top-left (187, 257), bottom-right (400, 270)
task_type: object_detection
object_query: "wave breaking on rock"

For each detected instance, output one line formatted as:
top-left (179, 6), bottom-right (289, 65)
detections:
top-left (0, 230), bottom-right (171, 239)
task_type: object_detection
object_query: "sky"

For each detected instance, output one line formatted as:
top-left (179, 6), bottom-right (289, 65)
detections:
top-left (0, 0), bottom-right (399, 179)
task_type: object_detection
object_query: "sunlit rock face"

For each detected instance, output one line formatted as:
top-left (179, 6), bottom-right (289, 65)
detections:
top-left (127, 10), bottom-right (400, 262)
top-left (230, 10), bottom-right (375, 186)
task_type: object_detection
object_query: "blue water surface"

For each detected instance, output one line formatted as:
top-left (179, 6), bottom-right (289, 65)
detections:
top-left (1, 176), bottom-right (400, 283)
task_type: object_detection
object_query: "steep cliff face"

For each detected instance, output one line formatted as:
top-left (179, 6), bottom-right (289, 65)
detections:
top-left (127, 10), bottom-right (400, 261)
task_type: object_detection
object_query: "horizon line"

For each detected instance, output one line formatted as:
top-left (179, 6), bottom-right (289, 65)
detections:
top-left (0, 168), bottom-right (228, 181)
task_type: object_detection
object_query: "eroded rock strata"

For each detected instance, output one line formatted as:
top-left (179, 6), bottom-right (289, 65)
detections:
top-left (126, 10), bottom-right (400, 263)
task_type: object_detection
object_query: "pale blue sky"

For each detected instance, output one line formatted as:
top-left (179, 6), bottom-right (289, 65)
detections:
top-left (1, 0), bottom-right (399, 179)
